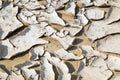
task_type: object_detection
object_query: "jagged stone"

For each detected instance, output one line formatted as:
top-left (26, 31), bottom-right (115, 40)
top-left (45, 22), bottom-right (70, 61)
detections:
top-left (94, 0), bottom-right (109, 6)
top-left (0, 0), bottom-right (2, 8)
top-left (30, 46), bottom-right (45, 60)
top-left (51, 33), bottom-right (75, 50)
top-left (97, 35), bottom-right (120, 54)
top-left (107, 55), bottom-right (120, 71)
top-left (44, 26), bottom-right (57, 36)
top-left (54, 48), bottom-right (83, 60)
top-left (80, 0), bottom-right (93, 6)
top-left (85, 8), bottom-right (105, 20)
top-left (0, 3), bottom-right (23, 39)
top-left (86, 21), bottom-right (120, 41)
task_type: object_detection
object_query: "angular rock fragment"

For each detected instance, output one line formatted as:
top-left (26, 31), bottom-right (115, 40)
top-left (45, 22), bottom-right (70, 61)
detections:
top-left (79, 58), bottom-right (112, 80)
top-left (65, 1), bottom-right (76, 15)
top-left (85, 8), bottom-right (105, 20)
top-left (0, 3), bottom-right (23, 39)
top-left (63, 26), bottom-right (83, 36)
top-left (40, 57), bottom-right (55, 80)
top-left (56, 29), bottom-right (68, 37)
top-left (114, 76), bottom-right (120, 80)
top-left (67, 19), bottom-right (81, 27)
top-left (30, 46), bottom-right (45, 60)
top-left (80, 0), bottom-right (93, 6)
top-left (7, 69), bottom-right (24, 80)
top-left (51, 33), bottom-right (75, 50)
top-left (77, 8), bottom-right (89, 26)
top-left (44, 26), bottom-right (57, 36)
top-left (97, 35), bottom-right (120, 54)
top-left (10, 24), bottom-right (48, 54)
top-left (86, 21), bottom-right (120, 41)
top-left (107, 55), bottom-right (120, 71)
top-left (80, 45), bottom-right (107, 59)
top-left (21, 68), bottom-right (38, 80)
top-left (39, 11), bottom-right (65, 26)
top-left (0, 0), bottom-right (2, 8)
top-left (54, 48), bottom-right (83, 60)
top-left (0, 68), bottom-right (8, 80)
top-left (94, 0), bottom-right (109, 6)
top-left (18, 9), bottom-right (38, 25)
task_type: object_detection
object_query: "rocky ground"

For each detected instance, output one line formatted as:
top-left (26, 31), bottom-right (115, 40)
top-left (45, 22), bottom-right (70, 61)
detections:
top-left (0, 0), bottom-right (120, 80)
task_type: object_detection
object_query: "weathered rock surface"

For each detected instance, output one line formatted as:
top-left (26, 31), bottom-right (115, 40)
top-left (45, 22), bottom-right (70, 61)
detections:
top-left (97, 35), bottom-right (120, 54)
top-left (0, 3), bottom-right (23, 39)
top-left (85, 8), bottom-right (105, 20)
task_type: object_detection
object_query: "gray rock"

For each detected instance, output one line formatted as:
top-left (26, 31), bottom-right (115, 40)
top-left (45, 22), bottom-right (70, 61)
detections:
top-left (80, 0), bottom-right (93, 6)
top-left (97, 35), bottom-right (120, 54)
top-left (107, 55), bottom-right (120, 71)
top-left (85, 8), bottom-right (105, 20)
top-left (94, 0), bottom-right (109, 6)
top-left (114, 76), bottom-right (120, 80)
top-left (86, 21), bottom-right (120, 41)
top-left (0, 3), bottom-right (23, 39)
top-left (54, 48), bottom-right (83, 60)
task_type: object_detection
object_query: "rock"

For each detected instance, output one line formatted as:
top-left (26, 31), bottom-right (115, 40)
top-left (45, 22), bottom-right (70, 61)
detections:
top-left (63, 26), bottom-right (83, 36)
top-left (40, 56), bottom-right (55, 80)
top-left (109, 0), bottom-right (120, 7)
top-left (21, 68), bottom-right (38, 80)
top-left (0, 0), bottom-right (2, 8)
top-left (80, 0), bottom-right (93, 6)
top-left (51, 33), bottom-right (75, 50)
top-left (106, 7), bottom-right (120, 24)
top-left (94, 0), bottom-right (109, 6)
top-left (65, 1), bottom-right (76, 15)
top-left (79, 58), bottom-right (113, 80)
top-left (0, 3), bottom-right (23, 39)
top-left (85, 8), bottom-right (105, 20)
top-left (10, 24), bottom-right (48, 54)
top-left (39, 11), bottom-right (65, 26)
top-left (67, 19), bottom-right (81, 27)
top-left (107, 55), bottom-right (120, 71)
top-left (7, 69), bottom-right (24, 80)
top-left (77, 8), bottom-right (89, 26)
top-left (80, 45), bottom-right (107, 59)
top-left (56, 29), bottom-right (69, 37)
top-left (97, 35), bottom-right (120, 54)
top-left (114, 76), bottom-right (120, 80)
top-left (44, 26), bottom-right (57, 36)
top-left (54, 48), bottom-right (83, 60)
top-left (0, 68), bottom-right (8, 80)
top-left (18, 9), bottom-right (38, 25)
top-left (30, 46), bottom-right (45, 60)
top-left (86, 21), bottom-right (120, 41)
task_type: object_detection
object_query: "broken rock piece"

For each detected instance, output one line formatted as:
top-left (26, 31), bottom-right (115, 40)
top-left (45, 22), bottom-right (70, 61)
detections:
top-left (54, 48), bottom-right (83, 60)
top-left (51, 33), bottom-right (75, 50)
top-left (97, 35), bottom-right (120, 54)
top-left (10, 24), bottom-right (48, 54)
top-left (30, 46), bottom-right (45, 60)
top-left (94, 0), bottom-right (109, 6)
top-left (0, 68), bottom-right (8, 80)
top-left (85, 8), bottom-right (105, 20)
top-left (40, 56), bottom-right (55, 80)
top-left (0, 3), bottom-right (23, 39)
top-left (86, 21), bottom-right (120, 41)
top-left (0, 0), bottom-right (2, 8)
top-left (107, 55), bottom-right (120, 71)
top-left (80, 0), bottom-right (93, 6)
top-left (114, 76), bottom-right (120, 80)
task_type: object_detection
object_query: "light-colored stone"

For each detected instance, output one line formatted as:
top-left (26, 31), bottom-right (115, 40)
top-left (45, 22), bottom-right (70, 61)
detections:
top-left (80, 45), bottom-right (107, 59)
top-left (63, 26), bottom-right (83, 36)
top-left (54, 48), bottom-right (83, 60)
top-left (18, 9), bottom-right (38, 25)
top-left (97, 35), bottom-right (120, 54)
top-left (56, 29), bottom-right (69, 37)
top-left (0, 68), bottom-right (8, 80)
top-left (86, 21), bottom-right (120, 41)
top-left (79, 58), bottom-right (112, 80)
top-left (51, 33), bottom-right (75, 50)
top-left (0, 3), bottom-right (23, 39)
top-left (30, 46), bottom-right (45, 60)
top-left (10, 24), bottom-right (48, 54)
top-left (0, 0), bottom-right (2, 8)
top-left (107, 55), bottom-right (120, 71)
top-left (85, 8), bottom-right (105, 20)
top-left (114, 76), bottom-right (120, 80)
top-left (94, 0), bottom-right (109, 6)
top-left (67, 19), bottom-right (81, 27)
top-left (65, 1), bottom-right (76, 15)
top-left (77, 8), bottom-right (89, 26)
top-left (80, 0), bottom-right (93, 6)
top-left (40, 56), bottom-right (55, 80)
top-left (44, 26), bottom-right (57, 36)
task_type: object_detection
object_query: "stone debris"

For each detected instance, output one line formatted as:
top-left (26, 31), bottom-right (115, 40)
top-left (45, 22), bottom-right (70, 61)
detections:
top-left (85, 8), bottom-right (105, 20)
top-left (114, 76), bottom-right (120, 80)
top-left (30, 46), bottom-right (45, 60)
top-left (0, 68), bottom-right (8, 80)
top-left (107, 55), bottom-right (120, 71)
top-left (51, 33), bottom-right (75, 50)
top-left (0, 3), bottom-right (23, 39)
top-left (0, 0), bottom-right (2, 8)
top-left (80, 0), bottom-right (93, 6)
top-left (86, 21), bottom-right (120, 41)
top-left (93, 0), bottom-right (109, 6)
top-left (79, 58), bottom-right (113, 80)
top-left (54, 48), bottom-right (83, 60)
top-left (97, 35), bottom-right (120, 54)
